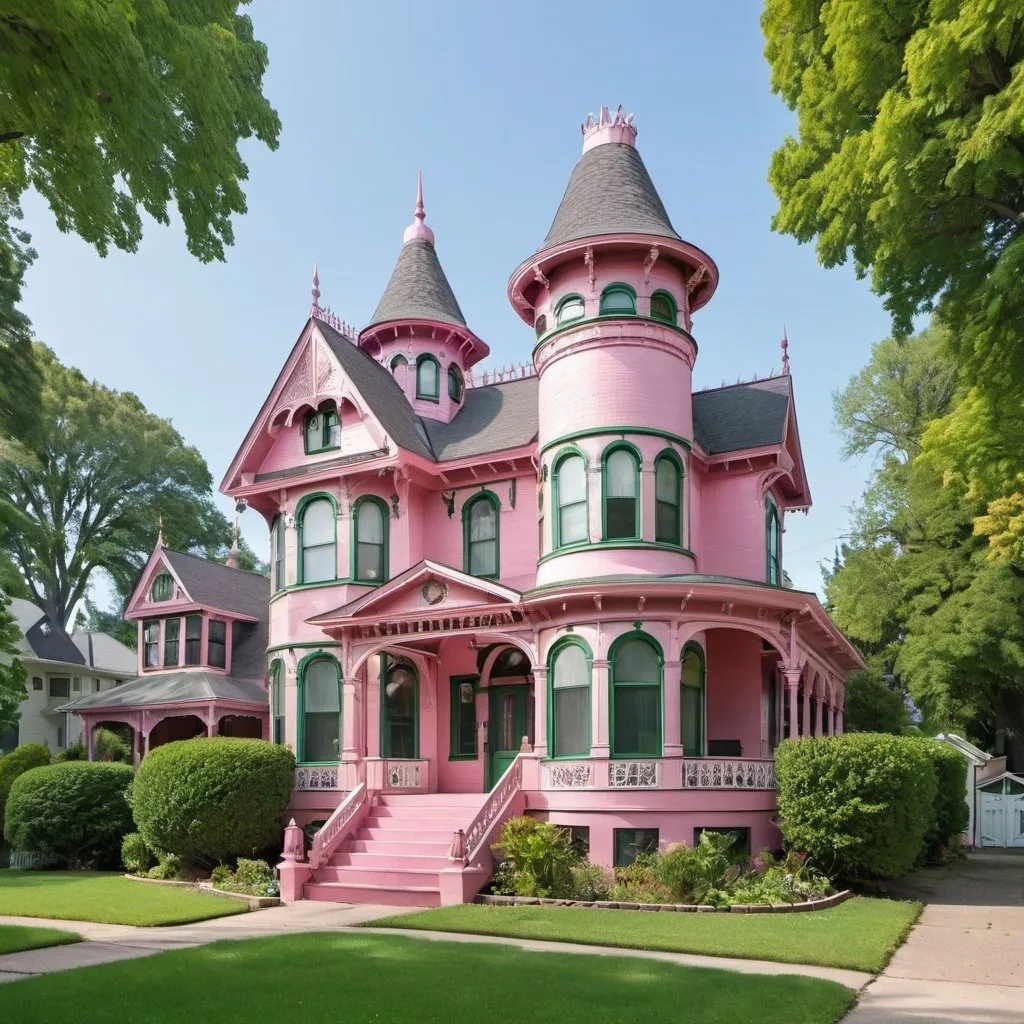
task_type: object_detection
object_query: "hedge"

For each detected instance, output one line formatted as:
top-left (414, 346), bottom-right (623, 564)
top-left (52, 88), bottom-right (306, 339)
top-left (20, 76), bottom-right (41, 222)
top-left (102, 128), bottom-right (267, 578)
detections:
top-left (0, 743), bottom-right (51, 813)
top-left (922, 740), bottom-right (969, 856)
top-left (129, 738), bottom-right (295, 866)
top-left (775, 733), bottom-right (937, 879)
top-left (3, 761), bottom-right (134, 868)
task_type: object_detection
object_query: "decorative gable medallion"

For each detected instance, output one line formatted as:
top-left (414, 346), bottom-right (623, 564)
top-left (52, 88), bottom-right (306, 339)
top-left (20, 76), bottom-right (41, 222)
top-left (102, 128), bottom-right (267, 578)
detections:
top-left (421, 579), bottom-right (448, 606)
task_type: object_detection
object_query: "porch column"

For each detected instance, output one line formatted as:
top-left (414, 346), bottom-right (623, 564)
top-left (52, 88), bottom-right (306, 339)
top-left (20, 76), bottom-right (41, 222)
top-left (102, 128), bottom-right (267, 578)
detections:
top-left (802, 685), bottom-right (812, 739)
top-left (836, 708), bottom-right (844, 735)
top-left (662, 659), bottom-right (682, 758)
top-left (814, 696), bottom-right (823, 738)
top-left (86, 719), bottom-right (95, 760)
top-left (532, 666), bottom-right (548, 759)
top-left (829, 702), bottom-right (838, 735)
top-left (783, 669), bottom-right (801, 740)
top-left (341, 679), bottom-right (358, 760)
top-left (205, 702), bottom-right (216, 737)
top-left (591, 658), bottom-right (610, 757)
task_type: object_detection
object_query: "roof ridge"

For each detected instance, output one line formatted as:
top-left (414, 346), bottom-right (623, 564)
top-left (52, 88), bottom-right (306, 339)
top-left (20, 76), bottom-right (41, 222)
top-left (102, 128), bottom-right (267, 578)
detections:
top-left (694, 375), bottom-right (790, 396)
top-left (162, 547), bottom-right (268, 579)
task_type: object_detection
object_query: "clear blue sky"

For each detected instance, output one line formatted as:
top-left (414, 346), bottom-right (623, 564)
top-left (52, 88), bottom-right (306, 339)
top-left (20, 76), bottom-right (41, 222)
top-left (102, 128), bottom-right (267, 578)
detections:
top-left (19, 1), bottom-right (892, 602)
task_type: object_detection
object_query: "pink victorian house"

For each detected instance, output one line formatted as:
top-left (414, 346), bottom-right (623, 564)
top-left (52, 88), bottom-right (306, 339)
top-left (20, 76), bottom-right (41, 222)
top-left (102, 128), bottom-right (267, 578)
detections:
top-left (221, 108), bottom-right (862, 906)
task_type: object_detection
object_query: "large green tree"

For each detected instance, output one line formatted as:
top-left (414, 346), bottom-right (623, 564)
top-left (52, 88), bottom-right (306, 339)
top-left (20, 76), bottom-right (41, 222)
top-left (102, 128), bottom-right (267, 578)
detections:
top-left (0, 588), bottom-right (28, 733)
top-left (0, 2), bottom-right (279, 456)
top-left (0, 344), bottom-right (263, 628)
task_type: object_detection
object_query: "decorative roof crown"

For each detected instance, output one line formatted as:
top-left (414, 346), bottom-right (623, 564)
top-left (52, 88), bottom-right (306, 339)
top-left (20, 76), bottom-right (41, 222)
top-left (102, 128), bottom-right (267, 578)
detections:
top-left (402, 171), bottom-right (435, 245)
top-left (581, 105), bottom-right (637, 154)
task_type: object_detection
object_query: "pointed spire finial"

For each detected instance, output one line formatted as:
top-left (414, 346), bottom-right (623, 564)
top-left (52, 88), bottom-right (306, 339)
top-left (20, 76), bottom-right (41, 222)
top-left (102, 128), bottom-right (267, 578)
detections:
top-left (781, 326), bottom-right (790, 375)
top-left (310, 263), bottom-right (321, 315)
top-left (403, 171), bottom-right (435, 245)
top-left (157, 513), bottom-right (164, 547)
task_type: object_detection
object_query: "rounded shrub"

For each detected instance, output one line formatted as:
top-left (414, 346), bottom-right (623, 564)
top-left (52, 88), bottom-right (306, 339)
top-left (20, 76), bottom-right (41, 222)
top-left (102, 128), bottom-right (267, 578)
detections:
top-left (129, 738), bottom-right (295, 867)
top-left (921, 740), bottom-right (969, 856)
top-left (121, 831), bottom-right (156, 874)
top-left (0, 743), bottom-right (52, 813)
top-left (775, 733), bottom-right (937, 879)
top-left (3, 761), bottom-right (134, 868)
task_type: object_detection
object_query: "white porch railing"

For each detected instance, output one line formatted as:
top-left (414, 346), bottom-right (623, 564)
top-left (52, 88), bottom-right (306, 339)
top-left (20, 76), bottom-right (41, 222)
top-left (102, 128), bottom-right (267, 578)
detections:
top-left (295, 765), bottom-right (342, 791)
top-left (683, 758), bottom-right (776, 790)
top-left (308, 782), bottom-right (373, 870)
top-left (539, 757), bottom-right (777, 791)
top-left (452, 754), bottom-right (525, 865)
top-left (363, 758), bottom-right (430, 792)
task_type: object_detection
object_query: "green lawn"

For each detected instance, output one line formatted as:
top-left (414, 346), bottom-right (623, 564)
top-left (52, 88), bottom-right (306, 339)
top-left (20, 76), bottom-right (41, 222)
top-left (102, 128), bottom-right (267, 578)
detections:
top-left (369, 896), bottom-right (921, 973)
top-left (0, 871), bottom-right (248, 926)
top-left (0, 924), bottom-right (81, 955)
top-left (1, 932), bottom-right (856, 1024)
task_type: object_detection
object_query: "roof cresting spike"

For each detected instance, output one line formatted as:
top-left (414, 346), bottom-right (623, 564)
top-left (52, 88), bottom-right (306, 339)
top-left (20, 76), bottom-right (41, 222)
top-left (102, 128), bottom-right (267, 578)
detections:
top-left (311, 263), bottom-right (320, 314)
top-left (781, 326), bottom-right (790, 375)
top-left (403, 171), bottom-right (435, 245)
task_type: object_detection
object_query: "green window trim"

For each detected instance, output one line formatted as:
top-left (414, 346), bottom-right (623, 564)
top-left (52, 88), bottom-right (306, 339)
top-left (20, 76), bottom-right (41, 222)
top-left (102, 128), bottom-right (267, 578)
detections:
top-left (462, 490), bottom-right (501, 579)
top-left (296, 651), bottom-right (342, 765)
top-left (449, 674), bottom-right (479, 760)
top-left (540, 426), bottom-right (692, 456)
top-left (547, 636), bottom-right (592, 759)
top-left (379, 654), bottom-right (419, 759)
top-left (272, 514), bottom-right (285, 592)
top-left (448, 364), bottom-right (464, 403)
top-left (609, 630), bottom-right (664, 758)
top-left (653, 448), bottom-right (683, 545)
top-left (554, 293), bottom-right (586, 326)
top-left (552, 446), bottom-right (589, 550)
top-left (599, 282), bottom-right (637, 316)
top-left (649, 289), bottom-right (677, 324)
top-left (416, 353), bottom-right (441, 401)
top-left (766, 494), bottom-right (781, 585)
top-left (303, 402), bottom-right (340, 454)
top-left (601, 441), bottom-right (642, 542)
top-left (270, 659), bottom-right (285, 744)
top-left (296, 492), bottom-right (338, 585)
top-left (533, 313), bottom-right (695, 356)
top-left (150, 572), bottom-right (173, 602)
top-left (681, 642), bottom-right (706, 758)
top-left (351, 495), bottom-right (390, 584)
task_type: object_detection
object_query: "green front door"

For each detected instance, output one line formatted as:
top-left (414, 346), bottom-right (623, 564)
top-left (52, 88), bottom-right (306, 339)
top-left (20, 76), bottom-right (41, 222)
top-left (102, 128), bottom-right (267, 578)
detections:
top-left (487, 684), bottom-right (528, 789)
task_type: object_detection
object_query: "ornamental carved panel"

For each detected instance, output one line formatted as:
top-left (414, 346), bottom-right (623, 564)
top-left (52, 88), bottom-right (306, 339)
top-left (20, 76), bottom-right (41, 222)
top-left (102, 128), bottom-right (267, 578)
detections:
top-left (295, 766), bottom-right (340, 790)
top-left (543, 763), bottom-right (593, 789)
top-left (608, 761), bottom-right (659, 788)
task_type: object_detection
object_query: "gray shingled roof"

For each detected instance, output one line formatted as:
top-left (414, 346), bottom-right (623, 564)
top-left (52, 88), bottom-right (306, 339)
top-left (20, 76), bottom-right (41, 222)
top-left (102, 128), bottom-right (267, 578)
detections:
top-left (162, 550), bottom-right (269, 620)
top-left (10, 598), bottom-right (86, 665)
top-left (315, 320), bottom-right (436, 460)
top-left (540, 143), bottom-right (680, 251)
top-left (423, 377), bottom-right (539, 461)
top-left (368, 238), bottom-right (466, 328)
top-left (58, 671), bottom-right (266, 711)
top-left (692, 377), bottom-right (791, 455)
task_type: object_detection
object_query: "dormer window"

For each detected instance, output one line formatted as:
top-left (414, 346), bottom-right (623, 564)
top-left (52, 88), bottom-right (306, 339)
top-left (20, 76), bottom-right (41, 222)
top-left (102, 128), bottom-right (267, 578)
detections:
top-left (600, 283), bottom-right (637, 315)
top-left (150, 572), bottom-right (173, 602)
top-left (649, 290), bottom-right (677, 324)
top-left (304, 403), bottom-right (340, 454)
top-left (416, 354), bottom-right (440, 401)
top-left (555, 295), bottom-right (585, 326)
top-left (448, 364), bottom-right (464, 404)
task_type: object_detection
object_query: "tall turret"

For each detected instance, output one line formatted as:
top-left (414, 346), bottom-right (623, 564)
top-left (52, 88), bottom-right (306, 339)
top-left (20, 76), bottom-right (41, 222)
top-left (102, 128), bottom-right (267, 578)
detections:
top-left (509, 107), bottom-right (718, 586)
top-left (359, 174), bottom-right (488, 423)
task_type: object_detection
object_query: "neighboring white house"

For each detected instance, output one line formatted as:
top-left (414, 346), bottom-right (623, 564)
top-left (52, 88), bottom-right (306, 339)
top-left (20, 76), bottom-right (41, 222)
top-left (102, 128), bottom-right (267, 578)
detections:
top-left (0, 598), bottom-right (136, 753)
top-left (934, 733), bottom-right (1009, 847)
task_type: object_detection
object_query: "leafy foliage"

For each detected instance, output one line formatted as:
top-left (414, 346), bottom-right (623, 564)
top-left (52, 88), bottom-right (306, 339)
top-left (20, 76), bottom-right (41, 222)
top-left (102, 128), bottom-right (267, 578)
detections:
top-left (121, 831), bottom-right (155, 874)
top-left (0, 589), bottom-right (27, 732)
top-left (3, 761), bottom-right (133, 868)
top-left (92, 726), bottom-right (131, 763)
top-left (129, 738), bottom-right (294, 867)
top-left (843, 668), bottom-right (910, 734)
top-left (0, 741), bottom-right (49, 813)
top-left (921, 741), bottom-right (970, 859)
top-left (56, 742), bottom-right (87, 761)
top-left (210, 858), bottom-right (278, 898)
top-left (491, 816), bottom-right (578, 898)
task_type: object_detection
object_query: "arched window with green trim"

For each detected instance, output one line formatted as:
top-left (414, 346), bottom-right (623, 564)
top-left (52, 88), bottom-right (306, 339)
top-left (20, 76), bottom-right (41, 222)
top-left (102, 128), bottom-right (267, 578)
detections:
top-left (600, 283), bottom-right (637, 315)
top-left (381, 656), bottom-right (418, 759)
top-left (390, 353), bottom-right (408, 374)
top-left (555, 294), bottom-right (585, 326)
top-left (304, 402), bottom-right (340, 453)
top-left (298, 495), bottom-right (336, 584)
top-left (299, 655), bottom-right (341, 763)
top-left (549, 638), bottom-right (591, 757)
top-left (463, 492), bottom-right (500, 578)
top-left (554, 450), bottom-right (588, 547)
top-left (766, 494), bottom-right (781, 585)
top-left (610, 632), bottom-right (662, 757)
top-left (270, 660), bottom-right (285, 744)
top-left (649, 290), bottom-right (677, 324)
top-left (272, 515), bottom-right (285, 591)
top-left (353, 496), bottom-right (388, 583)
top-left (602, 443), bottom-right (640, 540)
top-left (416, 354), bottom-right (440, 401)
top-left (448, 364), bottom-right (464, 403)
top-left (150, 572), bottom-right (173, 602)
top-left (654, 450), bottom-right (682, 544)
top-left (681, 643), bottom-right (705, 756)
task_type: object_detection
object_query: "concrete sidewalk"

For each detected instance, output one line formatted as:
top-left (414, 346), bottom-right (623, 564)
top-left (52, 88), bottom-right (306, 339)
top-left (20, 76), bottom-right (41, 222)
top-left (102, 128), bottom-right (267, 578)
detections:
top-left (844, 851), bottom-right (1024, 1023)
top-left (0, 902), bottom-right (870, 989)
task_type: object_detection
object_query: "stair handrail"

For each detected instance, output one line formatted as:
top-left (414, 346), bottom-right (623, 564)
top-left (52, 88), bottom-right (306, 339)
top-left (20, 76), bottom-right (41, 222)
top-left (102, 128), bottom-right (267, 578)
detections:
top-left (309, 781), bottom-right (371, 870)
top-left (457, 755), bottom-right (525, 865)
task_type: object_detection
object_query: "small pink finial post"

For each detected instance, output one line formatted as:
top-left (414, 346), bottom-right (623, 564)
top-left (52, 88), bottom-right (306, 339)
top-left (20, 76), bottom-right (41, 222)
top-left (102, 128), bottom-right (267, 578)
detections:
top-left (781, 327), bottom-right (790, 375)
top-left (403, 171), bottom-right (435, 245)
top-left (156, 513), bottom-right (164, 547)
top-left (311, 263), bottom-right (321, 315)
top-left (581, 104), bottom-right (637, 153)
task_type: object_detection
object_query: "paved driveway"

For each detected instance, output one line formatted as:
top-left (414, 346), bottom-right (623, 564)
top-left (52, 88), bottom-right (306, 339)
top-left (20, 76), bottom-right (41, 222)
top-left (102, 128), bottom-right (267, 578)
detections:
top-left (845, 850), bottom-right (1024, 1023)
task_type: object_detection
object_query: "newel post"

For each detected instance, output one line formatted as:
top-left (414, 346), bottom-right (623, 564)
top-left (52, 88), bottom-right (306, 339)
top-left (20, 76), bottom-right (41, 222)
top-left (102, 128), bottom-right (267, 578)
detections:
top-left (277, 818), bottom-right (312, 902)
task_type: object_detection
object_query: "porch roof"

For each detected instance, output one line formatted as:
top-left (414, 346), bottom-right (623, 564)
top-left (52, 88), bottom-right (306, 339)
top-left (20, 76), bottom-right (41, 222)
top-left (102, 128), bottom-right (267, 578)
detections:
top-left (57, 671), bottom-right (267, 712)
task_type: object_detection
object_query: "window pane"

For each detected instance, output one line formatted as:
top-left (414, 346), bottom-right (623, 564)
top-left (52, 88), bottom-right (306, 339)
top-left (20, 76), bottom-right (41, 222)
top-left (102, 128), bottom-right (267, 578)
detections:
top-left (304, 544), bottom-right (336, 583)
top-left (559, 502), bottom-right (588, 544)
top-left (613, 685), bottom-right (661, 755)
top-left (304, 660), bottom-right (339, 712)
top-left (303, 499), bottom-right (334, 546)
top-left (324, 410), bottom-right (340, 448)
top-left (614, 828), bottom-right (659, 867)
top-left (184, 615), bottom-right (202, 665)
top-left (150, 573), bottom-right (173, 602)
top-left (384, 665), bottom-right (417, 759)
top-left (655, 460), bottom-right (678, 502)
top-left (557, 297), bottom-right (584, 324)
top-left (448, 366), bottom-right (463, 402)
top-left (469, 538), bottom-right (496, 576)
top-left (552, 645), bottom-right (588, 689)
top-left (451, 678), bottom-right (477, 757)
top-left (656, 501), bottom-right (677, 542)
top-left (208, 620), bottom-right (226, 669)
top-left (614, 638), bottom-right (659, 684)
top-left (357, 541), bottom-right (384, 581)
top-left (164, 618), bottom-right (180, 667)
top-left (303, 713), bottom-right (338, 762)
top-left (469, 500), bottom-right (496, 541)
top-left (553, 686), bottom-right (589, 756)
top-left (681, 683), bottom-right (703, 755)
top-left (49, 677), bottom-right (70, 699)
top-left (558, 456), bottom-right (586, 503)
top-left (305, 413), bottom-right (321, 450)
top-left (601, 288), bottom-right (635, 313)
top-left (650, 293), bottom-right (675, 322)
top-left (682, 648), bottom-right (703, 687)
top-left (605, 497), bottom-right (636, 539)
top-left (418, 359), bottom-right (438, 397)
top-left (144, 621), bottom-right (159, 668)
top-left (606, 450), bottom-right (636, 497)
top-left (359, 501), bottom-right (384, 543)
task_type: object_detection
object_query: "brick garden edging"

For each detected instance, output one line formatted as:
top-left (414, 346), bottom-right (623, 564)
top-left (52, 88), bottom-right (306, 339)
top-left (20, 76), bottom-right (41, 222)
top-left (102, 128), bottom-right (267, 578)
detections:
top-left (475, 889), bottom-right (852, 914)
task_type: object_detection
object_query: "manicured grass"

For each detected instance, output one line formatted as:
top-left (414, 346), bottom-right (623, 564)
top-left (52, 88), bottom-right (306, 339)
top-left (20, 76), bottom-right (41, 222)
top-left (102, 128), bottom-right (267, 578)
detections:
top-left (369, 896), bottom-right (921, 973)
top-left (1, 932), bottom-right (856, 1023)
top-left (0, 924), bottom-right (81, 955)
top-left (0, 871), bottom-right (248, 926)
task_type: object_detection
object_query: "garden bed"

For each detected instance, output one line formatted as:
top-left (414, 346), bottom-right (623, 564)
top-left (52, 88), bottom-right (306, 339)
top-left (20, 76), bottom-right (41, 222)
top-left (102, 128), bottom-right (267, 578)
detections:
top-left (122, 873), bottom-right (280, 909)
top-left (475, 889), bottom-right (853, 913)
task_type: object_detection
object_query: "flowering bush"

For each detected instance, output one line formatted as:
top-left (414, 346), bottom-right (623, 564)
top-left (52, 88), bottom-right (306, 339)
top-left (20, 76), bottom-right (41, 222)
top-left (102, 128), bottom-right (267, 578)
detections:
top-left (211, 858), bottom-right (279, 897)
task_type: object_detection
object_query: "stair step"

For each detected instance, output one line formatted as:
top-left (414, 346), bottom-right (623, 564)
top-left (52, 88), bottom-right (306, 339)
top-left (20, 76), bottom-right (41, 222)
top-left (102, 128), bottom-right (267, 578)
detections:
top-left (314, 865), bottom-right (441, 887)
top-left (379, 793), bottom-right (485, 808)
top-left (359, 827), bottom-right (456, 844)
top-left (371, 805), bottom-right (481, 821)
top-left (330, 852), bottom-right (452, 870)
top-left (364, 815), bottom-right (466, 831)
top-left (304, 881), bottom-right (440, 907)
top-left (346, 838), bottom-right (452, 855)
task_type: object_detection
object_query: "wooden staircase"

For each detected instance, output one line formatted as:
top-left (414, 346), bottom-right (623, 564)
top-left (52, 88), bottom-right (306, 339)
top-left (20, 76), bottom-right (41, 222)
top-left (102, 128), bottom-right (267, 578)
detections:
top-left (304, 792), bottom-right (487, 907)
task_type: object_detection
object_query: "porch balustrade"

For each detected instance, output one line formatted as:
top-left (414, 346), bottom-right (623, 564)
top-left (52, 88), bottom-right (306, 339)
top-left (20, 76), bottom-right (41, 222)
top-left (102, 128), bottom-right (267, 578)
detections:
top-left (683, 758), bottom-right (776, 790)
top-left (539, 757), bottom-right (776, 791)
top-left (308, 782), bottom-right (372, 869)
top-left (364, 758), bottom-right (430, 792)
